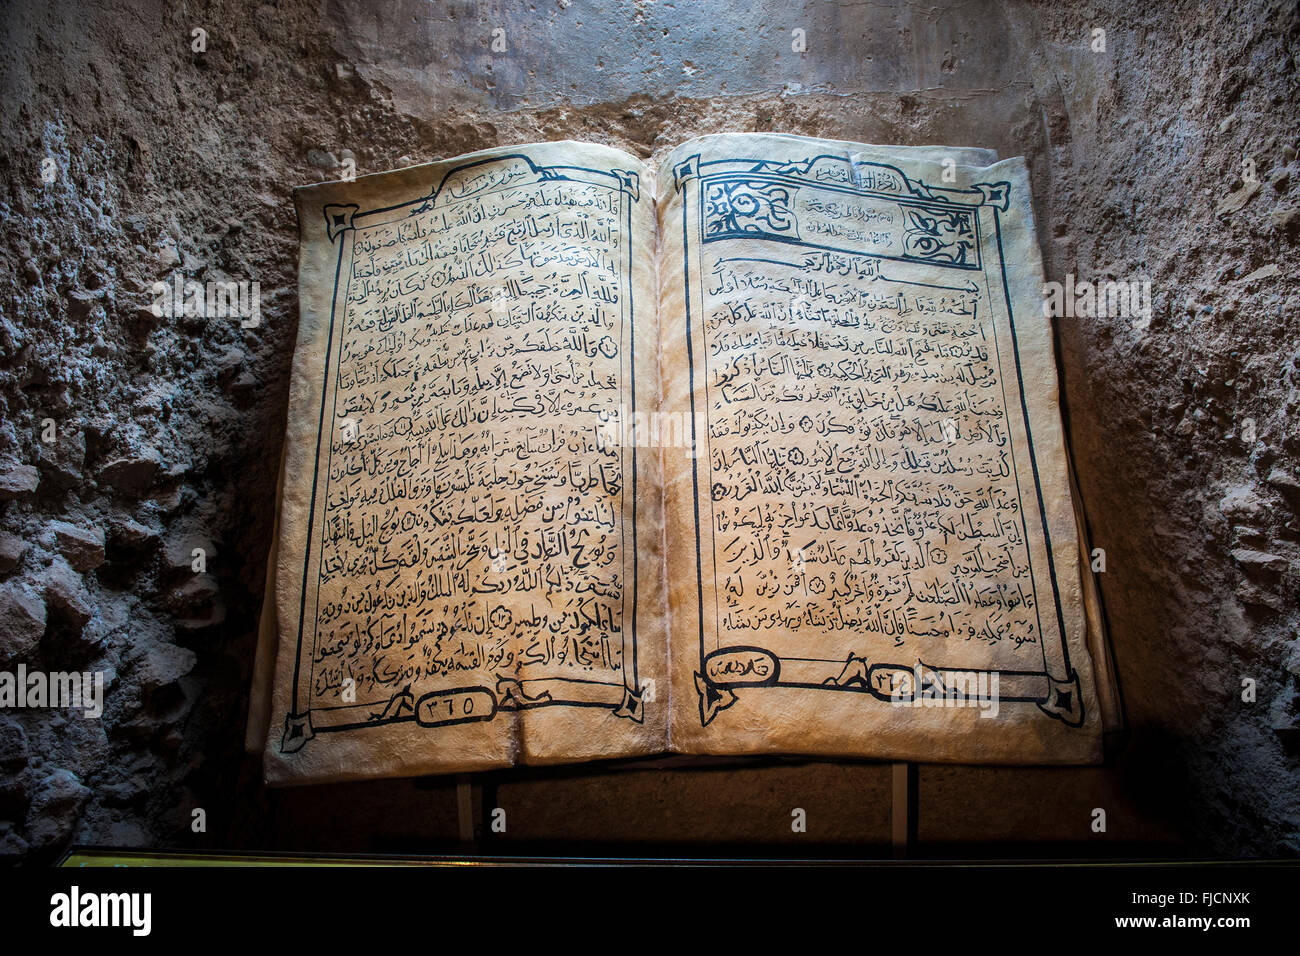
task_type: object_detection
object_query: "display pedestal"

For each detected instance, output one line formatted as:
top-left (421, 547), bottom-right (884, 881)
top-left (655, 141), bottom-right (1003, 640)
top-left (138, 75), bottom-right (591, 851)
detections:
top-left (892, 763), bottom-right (917, 859)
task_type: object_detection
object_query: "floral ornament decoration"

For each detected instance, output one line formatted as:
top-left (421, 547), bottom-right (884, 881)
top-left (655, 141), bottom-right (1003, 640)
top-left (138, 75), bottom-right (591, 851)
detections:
top-left (704, 179), bottom-right (799, 239)
top-left (901, 208), bottom-right (975, 266)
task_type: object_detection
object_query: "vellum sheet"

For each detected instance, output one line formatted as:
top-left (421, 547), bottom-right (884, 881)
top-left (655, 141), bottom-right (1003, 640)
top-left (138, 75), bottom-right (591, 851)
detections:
top-left (259, 142), bottom-right (666, 784)
top-left (657, 133), bottom-right (1105, 763)
top-left (253, 133), bottom-right (1114, 784)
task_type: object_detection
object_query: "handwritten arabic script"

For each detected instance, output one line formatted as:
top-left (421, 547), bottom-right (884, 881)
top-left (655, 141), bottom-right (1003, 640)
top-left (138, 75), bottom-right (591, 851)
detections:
top-left (697, 186), bottom-right (1040, 676)
top-left (310, 170), bottom-right (633, 721)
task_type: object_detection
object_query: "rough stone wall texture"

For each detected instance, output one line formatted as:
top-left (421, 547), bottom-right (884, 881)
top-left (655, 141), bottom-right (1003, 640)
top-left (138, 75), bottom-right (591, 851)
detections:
top-left (0, 0), bottom-right (1294, 862)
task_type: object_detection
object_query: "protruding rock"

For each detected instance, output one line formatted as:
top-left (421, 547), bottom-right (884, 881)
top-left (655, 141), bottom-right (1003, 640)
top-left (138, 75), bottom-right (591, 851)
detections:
top-left (0, 829), bottom-right (29, 862)
top-left (166, 573), bottom-right (219, 614)
top-left (166, 572), bottom-right (225, 631)
top-left (1216, 179), bottom-right (1261, 216)
top-left (228, 369), bottom-right (259, 399)
top-left (1219, 484), bottom-right (1264, 522)
top-left (97, 447), bottom-right (162, 496)
top-left (40, 557), bottom-right (92, 629)
top-left (1232, 549), bottom-right (1288, 574)
top-left (215, 346), bottom-right (245, 380)
top-left (99, 777), bottom-right (148, 808)
top-left (306, 148), bottom-right (339, 170)
top-left (66, 287), bottom-right (106, 322)
top-left (1267, 466), bottom-right (1300, 489)
top-left (1267, 467), bottom-right (1300, 504)
top-left (24, 768), bottom-right (90, 849)
top-left (36, 428), bottom-right (86, 491)
top-left (0, 534), bottom-right (27, 575)
top-left (0, 462), bottom-right (38, 501)
top-left (0, 581), bottom-right (46, 663)
top-left (96, 755), bottom-right (154, 806)
top-left (107, 516), bottom-right (159, 553)
top-left (0, 716), bottom-right (29, 772)
top-left (1237, 580), bottom-right (1284, 611)
top-left (49, 521), bottom-right (105, 572)
top-left (133, 642), bottom-right (197, 694)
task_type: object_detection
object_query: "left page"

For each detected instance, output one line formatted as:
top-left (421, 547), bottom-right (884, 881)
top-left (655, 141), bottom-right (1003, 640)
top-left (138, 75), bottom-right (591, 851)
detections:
top-left (260, 142), bottom-right (665, 785)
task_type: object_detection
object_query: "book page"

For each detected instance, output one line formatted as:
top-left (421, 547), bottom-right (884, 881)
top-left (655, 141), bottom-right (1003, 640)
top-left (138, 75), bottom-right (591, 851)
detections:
top-left (657, 133), bottom-right (1106, 764)
top-left (259, 141), bottom-right (665, 784)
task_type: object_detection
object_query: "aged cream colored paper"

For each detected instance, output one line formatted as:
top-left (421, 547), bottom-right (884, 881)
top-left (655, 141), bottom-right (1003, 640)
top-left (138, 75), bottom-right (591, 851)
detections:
top-left (253, 133), bottom-right (1116, 785)
top-left (243, 442), bottom-right (284, 754)
top-left (261, 142), bottom-right (665, 784)
top-left (656, 133), bottom-right (1108, 764)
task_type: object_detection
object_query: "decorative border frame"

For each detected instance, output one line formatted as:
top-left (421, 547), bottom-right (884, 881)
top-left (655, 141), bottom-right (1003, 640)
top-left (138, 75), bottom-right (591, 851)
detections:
top-left (281, 155), bottom-right (645, 754)
top-left (675, 152), bottom-right (1082, 729)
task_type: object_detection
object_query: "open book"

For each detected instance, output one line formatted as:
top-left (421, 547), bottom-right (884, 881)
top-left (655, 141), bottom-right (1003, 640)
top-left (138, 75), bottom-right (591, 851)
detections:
top-left (246, 133), bottom-right (1121, 785)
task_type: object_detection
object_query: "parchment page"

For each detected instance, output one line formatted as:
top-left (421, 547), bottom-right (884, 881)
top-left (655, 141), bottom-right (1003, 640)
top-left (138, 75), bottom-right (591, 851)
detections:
top-left (657, 133), bottom-right (1104, 764)
top-left (243, 442), bottom-right (284, 754)
top-left (263, 141), bottom-right (664, 784)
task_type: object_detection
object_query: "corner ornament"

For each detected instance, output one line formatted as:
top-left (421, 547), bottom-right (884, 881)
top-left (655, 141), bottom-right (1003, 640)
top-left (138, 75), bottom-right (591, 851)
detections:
top-left (324, 203), bottom-right (360, 243)
top-left (972, 181), bottom-right (1012, 212)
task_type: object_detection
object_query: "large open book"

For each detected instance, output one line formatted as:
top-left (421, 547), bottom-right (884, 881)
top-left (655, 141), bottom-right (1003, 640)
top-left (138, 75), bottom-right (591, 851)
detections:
top-left (246, 133), bottom-right (1121, 785)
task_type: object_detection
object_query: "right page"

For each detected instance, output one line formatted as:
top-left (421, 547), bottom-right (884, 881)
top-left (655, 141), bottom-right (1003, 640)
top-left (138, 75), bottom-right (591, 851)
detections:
top-left (657, 132), bottom-right (1111, 764)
